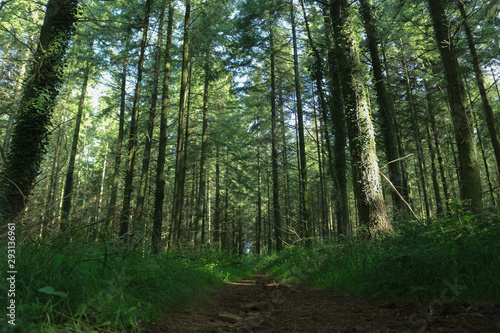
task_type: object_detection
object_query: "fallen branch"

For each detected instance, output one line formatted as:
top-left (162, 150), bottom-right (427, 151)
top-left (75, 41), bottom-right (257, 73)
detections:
top-left (379, 171), bottom-right (424, 226)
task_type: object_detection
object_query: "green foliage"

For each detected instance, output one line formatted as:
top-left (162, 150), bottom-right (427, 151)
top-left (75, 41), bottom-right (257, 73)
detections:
top-left (258, 207), bottom-right (500, 302)
top-left (0, 238), bottom-right (254, 332)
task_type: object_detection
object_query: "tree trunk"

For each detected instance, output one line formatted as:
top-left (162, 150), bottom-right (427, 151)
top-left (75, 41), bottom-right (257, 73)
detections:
top-left (96, 143), bottom-right (108, 223)
top-left (179, 59), bottom-right (193, 243)
top-left (291, 1), bottom-right (311, 242)
top-left (270, 27), bottom-right (282, 251)
top-left (170, 0), bottom-right (191, 248)
top-left (427, 0), bottom-right (483, 210)
top-left (120, 0), bottom-right (152, 238)
top-left (1, 58), bottom-right (28, 167)
top-left (424, 77), bottom-right (451, 212)
top-left (313, 100), bottom-right (328, 238)
top-left (135, 9), bottom-right (165, 231)
top-left (458, 1), bottom-right (500, 182)
top-left (381, 45), bottom-right (412, 206)
top-left (401, 54), bottom-right (430, 219)
top-left (195, 51), bottom-right (211, 250)
top-left (256, 140), bottom-right (262, 254)
top-left (317, 3), bottom-right (349, 236)
top-left (278, 90), bottom-right (291, 243)
top-left (106, 41), bottom-right (130, 229)
top-left (1, 0), bottom-right (79, 221)
top-left (60, 63), bottom-right (91, 227)
top-left (466, 87), bottom-right (497, 207)
top-left (44, 122), bottom-right (66, 232)
top-left (214, 146), bottom-right (221, 245)
top-left (331, 0), bottom-right (392, 236)
top-left (359, 0), bottom-right (407, 215)
top-left (222, 148), bottom-right (230, 251)
top-left (424, 90), bottom-right (444, 216)
top-left (152, 0), bottom-right (174, 254)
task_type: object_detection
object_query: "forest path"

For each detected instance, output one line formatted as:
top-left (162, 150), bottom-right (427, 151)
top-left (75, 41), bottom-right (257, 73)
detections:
top-left (143, 273), bottom-right (500, 332)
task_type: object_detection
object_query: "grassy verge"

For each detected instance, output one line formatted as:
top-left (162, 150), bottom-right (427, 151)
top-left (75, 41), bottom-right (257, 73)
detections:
top-left (258, 206), bottom-right (500, 302)
top-left (0, 236), bottom-right (254, 332)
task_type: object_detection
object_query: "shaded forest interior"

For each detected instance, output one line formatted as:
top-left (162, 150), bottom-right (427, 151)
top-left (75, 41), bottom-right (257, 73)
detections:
top-left (0, 0), bottom-right (499, 331)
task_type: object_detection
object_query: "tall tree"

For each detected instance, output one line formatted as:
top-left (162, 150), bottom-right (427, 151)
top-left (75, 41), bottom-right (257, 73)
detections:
top-left (119, 0), bottom-right (152, 238)
top-left (331, 0), bottom-right (392, 236)
top-left (195, 50), bottom-right (211, 250)
top-left (427, 0), bottom-right (483, 210)
top-left (256, 134), bottom-right (262, 254)
top-left (135, 8), bottom-right (165, 231)
top-left (358, 0), bottom-right (407, 215)
top-left (322, 5), bottom-right (349, 236)
top-left (60, 60), bottom-right (92, 226)
top-left (152, 0), bottom-right (175, 254)
top-left (458, 0), bottom-right (500, 181)
top-left (401, 51), bottom-right (430, 219)
top-left (290, 1), bottom-right (311, 242)
top-left (424, 86), bottom-right (444, 216)
top-left (170, 0), bottom-right (192, 248)
top-left (1, 0), bottom-right (79, 221)
top-left (214, 146), bottom-right (221, 245)
top-left (106, 36), bottom-right (130, 229)
top-left (270, 27), bottom-right (283, 251)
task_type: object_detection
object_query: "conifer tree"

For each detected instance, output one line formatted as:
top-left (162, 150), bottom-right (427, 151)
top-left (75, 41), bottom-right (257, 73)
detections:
top-left (427, 0), bottom-right (483, 210)
top-left (1, 0), bottom-right (79, 222)
top-left (331, 0), bottom-right (392, 236)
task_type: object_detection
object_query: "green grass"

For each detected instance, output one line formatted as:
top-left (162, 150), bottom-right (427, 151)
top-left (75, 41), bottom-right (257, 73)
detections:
top-left (258, 206), bottom-right (500, 302)
top-left (0, 236), bottom-right (254, 332)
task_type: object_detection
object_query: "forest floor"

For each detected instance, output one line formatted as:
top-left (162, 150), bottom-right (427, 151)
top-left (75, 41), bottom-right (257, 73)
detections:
top-left (143, 272), bottom-right (500, 333)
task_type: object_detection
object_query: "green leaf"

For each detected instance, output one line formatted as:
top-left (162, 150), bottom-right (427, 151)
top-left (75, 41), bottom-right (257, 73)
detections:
top-left (38, 286), bottom-right (68, 297)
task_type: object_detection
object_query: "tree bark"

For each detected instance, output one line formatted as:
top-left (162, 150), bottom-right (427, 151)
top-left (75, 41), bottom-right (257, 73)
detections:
top-left (135, 8), bottom-right (165, 231)
top-left (106, 40), bottom-right (130, 229)
top-left (359, 0), bottom-right (407, 215)
top-left (195, 51), bottom-right (211, 250)
top-left (214, 146), bottom-right (221, 245)
top-left (291, 1), bottom-right (311, 242)
top-left (425, 78), bottom-right (451, 212)
top-left (331, 0), bottom-right (391, 236)
top-left (427, 0), bottom-right (483, 210)
top-left (313, 100), bottom-right (328, 238)
top-left (1, 0), bottom-right (79, 221)
top-left (1, 57), bottom-right (28, 167)
top-left (152, 0), bottom-right (174, 254)
top-left (458, 1), bottom-right (500, 182)
top-left (424, 88), bottom-right (444, 216)
top-left (318, 3), bottom-right (350, 236)
top-left (256, 139), bottom-right (262, 254)
top-left (170, 0), bottom-right (191, 248)
top-left (401, 53), bottom-right (430, 219)
top-left (60, 63), bottom-right (91, 227)
top-left (270, 27), bottom-right (282, 251)
top-left (222, 147), bottom-right (230, 251)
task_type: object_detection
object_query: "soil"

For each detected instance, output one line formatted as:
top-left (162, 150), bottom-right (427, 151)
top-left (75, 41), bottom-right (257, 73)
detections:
top-left (143, 273), bottom-right (500, 333)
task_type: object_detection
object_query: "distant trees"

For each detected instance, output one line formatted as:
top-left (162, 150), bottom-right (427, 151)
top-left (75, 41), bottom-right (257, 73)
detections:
top-left (1, 0), bottom-right (499, 251)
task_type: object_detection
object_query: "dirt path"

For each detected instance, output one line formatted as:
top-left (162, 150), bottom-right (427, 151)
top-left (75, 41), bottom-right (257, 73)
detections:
top-left (144, 273), bottom-right (500, 332)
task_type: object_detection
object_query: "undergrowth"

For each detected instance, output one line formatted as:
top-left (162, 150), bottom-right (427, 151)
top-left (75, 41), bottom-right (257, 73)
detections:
top-left (0, 234), bottom-right (254, 332)
top-left (258, 206), bottom-right (500, 302)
